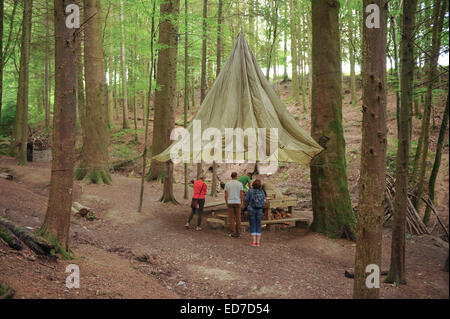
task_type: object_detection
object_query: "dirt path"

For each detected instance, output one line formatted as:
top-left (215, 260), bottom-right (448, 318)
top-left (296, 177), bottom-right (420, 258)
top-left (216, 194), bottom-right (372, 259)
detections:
top-left (0, 158), bottom-right (448, 299)
top-left (1, 84), bottom-right (448, 299)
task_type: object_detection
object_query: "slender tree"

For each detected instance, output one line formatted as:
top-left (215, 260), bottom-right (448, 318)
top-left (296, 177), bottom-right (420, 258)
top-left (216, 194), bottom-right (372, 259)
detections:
top-left (197, 0), bottom-right (208, 180)
top-left (75, 0), bottom-right (111, 184)
top-left (75, 0), bottom-right (86, 140)
top-left (158, 0), bottom-right (180, 203)
top-left (120, 0), bottom-right (130, 129)
top-left (138, 0), bottom-right (156, 212)
top-left (413, 0), bottom-right (447, 211)
top-left (0, 0), bottom-right (3, 125)
top-left (183, 0), bottom-right (189, 200)
top-left (10, 0), bottom-right (33, 165)
top-left (210, 0), bottom-right (223, 198)
top-left (310, 0), bottom-right (356, 240)
top-left (348, 12), bottom-right (356, 107)
top-left (44, 0), bottom-right (50, 130)
top-left (354, 0), bottom-right (387, 299)
top-left (423, 93), bottom-right (449, 225)
top-left (384, 0), bottom-right (419, 285)
top-left (40, 0), bottom-right (77, 256)
top-left (149, 0), bottom-right (180, 185)
top-left (289, 0), bottom-right (300, 106)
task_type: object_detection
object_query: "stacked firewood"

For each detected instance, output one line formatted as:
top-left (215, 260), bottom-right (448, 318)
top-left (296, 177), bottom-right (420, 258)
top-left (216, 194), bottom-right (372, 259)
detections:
top-left (270, 208), bottom-right (292, 220)
top-left (385, 175), bottom-right (429, 235)
top-left (29, 132), bottom-right (51, 150)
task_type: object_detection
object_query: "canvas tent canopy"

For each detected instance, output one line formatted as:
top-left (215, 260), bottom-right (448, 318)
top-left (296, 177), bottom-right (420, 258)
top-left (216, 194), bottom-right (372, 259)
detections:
top-left (153, 33), bottom-right (323, 167)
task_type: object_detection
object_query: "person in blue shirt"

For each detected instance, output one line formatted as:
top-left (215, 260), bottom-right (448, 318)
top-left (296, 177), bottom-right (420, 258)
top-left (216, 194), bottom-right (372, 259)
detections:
top-left (244, 179), bottom-right (266, 246)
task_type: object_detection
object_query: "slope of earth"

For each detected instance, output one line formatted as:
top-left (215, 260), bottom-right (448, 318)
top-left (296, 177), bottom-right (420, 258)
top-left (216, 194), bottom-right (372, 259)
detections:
top-left (0, 82), bottom-right (448, 299)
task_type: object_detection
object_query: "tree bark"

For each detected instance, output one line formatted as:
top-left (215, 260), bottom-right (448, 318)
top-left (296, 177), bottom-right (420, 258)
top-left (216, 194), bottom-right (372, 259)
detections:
top-left (10, 0), bottom-right (33, 165)
top-left (384, 0), bottom-right (418, 286)
top-left (44, 0), bottom-right (50, 130)
top-left (348, 13), bottom-right (356, 107)
top-left (413, 0), bottom-right (447, 211)
top-left (423, 92), bottom-right (449, 225)
top-left (0, 0), bottom-right (3, 125)
top-left (76, 0), bottom-right (111, 184)
top-left (120, 0), bottom-right (130, 129)
top-left (75, 0), bottom-right (86, 143)
top-left (353, 0), bottom-right (387, 299)
top-left (310, 0), bottom-right (356, 240)
top-left (138, 0), bottom-right (156, 212)
top-left (200, 0), bottom-right (207, 103)
top-left (184, 0), bottom-right (189, 200)
top-left (40, 0), bottom-right (77, 255)
top-left (149, 0), bottom-right (180, 181)
top-left (289, 0), bottom-right (300, 106)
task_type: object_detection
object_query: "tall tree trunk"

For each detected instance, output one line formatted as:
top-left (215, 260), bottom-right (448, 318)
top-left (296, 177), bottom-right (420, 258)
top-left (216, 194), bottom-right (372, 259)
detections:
top-left (158, 0), bottom-right (180, 203)
top-left (131, 30), bottom-right (138, 142)
top-left (120, 0), bottom-right (129, 129)
top-left (197, 0), bottom-right (208, 180)
top-left (138, 0), bottom-right (156, 212)
top-left (310, 0), bottom-right (356, 240)
top-left (0, 0), bottom-right (4, 125)
top-left (412, 0), bottom-right (435, 182)
top-left (113, 56), bottom-right (119, 120)
top-left (289, 0), bottom-right (300, 106)
top-left (413, 0), bottom-right (447, 211)
top-left (353, 0), bottom-right (387, 299)
top-left (216, 0), bottom-right (222, 77)
top-left (348, 13), bottom-right (356, 107)
top-left (384, 0), bottom-right (419, 286)
top-left (183, 0), bottom-right (189, 200)
top-left (44, 0), bottom-right (50, 130)
top-left (149, 0), bottom-right (180, 184)
top-left (390, 14), bottom-right (401, 135)
top-left (75, 0), bottom-right (111, 184)
top-left (423, 92), bottom-right (449, 225)
top-left (0, 0), bottom-right (19, 127)
top-left (40, 0), bottom-right (77, 255)
top-left (75, 0), bottom-right (86, 142)
top-left (249, 0), bottom-right (255, 53)
top-left (10, 0), bottom-right (33, 165)
top-left (266, 1), bottom-right (278, 81)
top-left (108, 39), bottom-right (114, 128)
top-left (200, 0), bottom-right (207, 103)
top-left (210, 0), bottom-right (222, 198)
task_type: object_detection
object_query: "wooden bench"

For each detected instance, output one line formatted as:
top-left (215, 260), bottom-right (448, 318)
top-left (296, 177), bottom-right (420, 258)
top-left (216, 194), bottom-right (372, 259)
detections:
top-left (206, 216), bottom-right (309, 229)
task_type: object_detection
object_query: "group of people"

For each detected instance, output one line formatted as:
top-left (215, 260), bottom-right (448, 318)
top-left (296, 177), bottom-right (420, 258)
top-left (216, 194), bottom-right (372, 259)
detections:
top-left (185, 171), bottom-right (267, 247)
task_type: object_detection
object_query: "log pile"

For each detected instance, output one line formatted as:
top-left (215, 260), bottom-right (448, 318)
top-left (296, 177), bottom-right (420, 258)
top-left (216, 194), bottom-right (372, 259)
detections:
top-left (72, 202), bottom-right (96, 221)
top-left (385, 175), bottom-right (429, 235)
top-left (0, 216), bottom-right (55, 257)
top-left (270, 208), bottom-right (292, 220)
top-left (29, 132), bottom-right (51, 150)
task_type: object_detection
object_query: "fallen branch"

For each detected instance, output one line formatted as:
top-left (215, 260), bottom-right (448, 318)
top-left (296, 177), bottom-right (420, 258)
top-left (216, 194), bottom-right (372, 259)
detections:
top-left (384, 176), bottom-right (430, 235)
top-left (0, 225), bottom-right (23, 250)
top-left (0, 217), bottom-right (55, 256)
top-left (0, 173), bottom-right (13, 181)
top-left (421, 198), bottom-right (449, 240)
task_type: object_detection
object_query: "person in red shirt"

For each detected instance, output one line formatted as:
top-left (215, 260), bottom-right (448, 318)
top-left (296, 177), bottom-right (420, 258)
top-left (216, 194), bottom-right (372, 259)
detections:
top-left (185, 175), bottom-right (207, 231)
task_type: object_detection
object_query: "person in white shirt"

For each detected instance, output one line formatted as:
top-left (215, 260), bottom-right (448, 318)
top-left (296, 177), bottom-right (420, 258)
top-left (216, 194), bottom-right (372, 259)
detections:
top-left (224, 172), bottom-right (244, 238)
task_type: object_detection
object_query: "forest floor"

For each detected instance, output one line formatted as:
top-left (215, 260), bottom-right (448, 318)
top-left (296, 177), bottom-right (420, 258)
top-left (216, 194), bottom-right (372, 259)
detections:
top-left (0, 82), bottom-right (448, 299)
